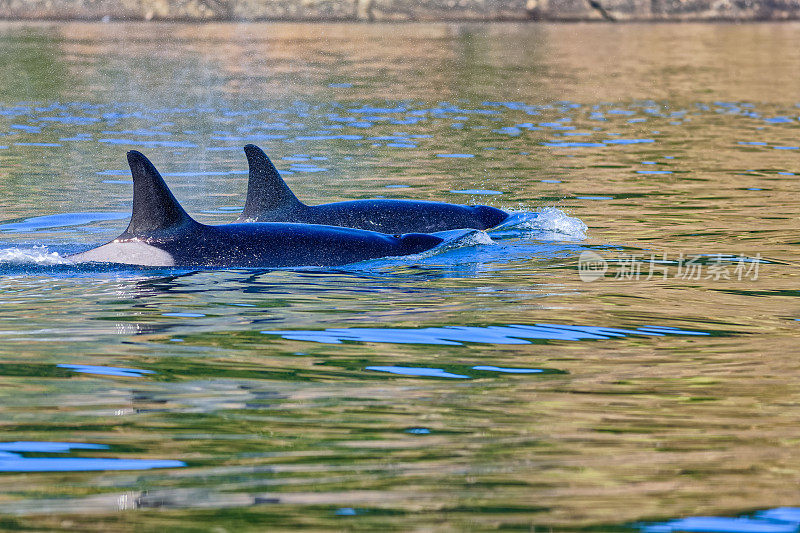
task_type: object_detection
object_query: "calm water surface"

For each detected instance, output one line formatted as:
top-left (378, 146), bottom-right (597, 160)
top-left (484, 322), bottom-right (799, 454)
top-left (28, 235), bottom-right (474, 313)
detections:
top-left (0, 21), bottom-right (799, 531)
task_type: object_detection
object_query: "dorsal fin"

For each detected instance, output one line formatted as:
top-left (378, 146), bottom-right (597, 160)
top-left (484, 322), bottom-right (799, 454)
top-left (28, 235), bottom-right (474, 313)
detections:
top-left (122, 150), bottom-right (196, 237)
top-left (240, 144), bottom-right (304, 220)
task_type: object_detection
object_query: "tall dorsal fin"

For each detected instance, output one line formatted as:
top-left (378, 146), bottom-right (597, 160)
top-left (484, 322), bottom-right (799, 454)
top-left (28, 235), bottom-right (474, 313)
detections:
top-left (122, 150), bottom-right (196, 237)
top-left (240, 144), bottom-right (304, 220)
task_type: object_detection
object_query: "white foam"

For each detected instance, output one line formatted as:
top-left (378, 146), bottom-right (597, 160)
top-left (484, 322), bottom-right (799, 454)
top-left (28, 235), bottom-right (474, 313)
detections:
top-left (0, 247), bottom-right (70, 265)
top-left (386, 229), bottom-right (495, 263)
top-left (431, 228), bottom-right (495, 251)
top-left (498, 207), bottom-right (588, 240)
top-left (452, 229), bottom-right (495, 247)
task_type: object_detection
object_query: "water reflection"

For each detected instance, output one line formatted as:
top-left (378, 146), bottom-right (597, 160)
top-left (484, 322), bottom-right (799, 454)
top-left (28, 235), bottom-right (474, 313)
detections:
top-left (642, 508), bottom-right (800, 533)
top-left (365, 364), bottom-right (563, 378)
top-left (366, 366), bottom-right (471, 378)
top-left (0, 212), bottom-right (127, 233)
top-left (262, 323), bottom-right (711, 345)
top-left (57, 363), bottom-right (155, 377)
top-left (0, 442), bottom-right (184, 472)
top-left (0, 20), bottom-right (799, 533)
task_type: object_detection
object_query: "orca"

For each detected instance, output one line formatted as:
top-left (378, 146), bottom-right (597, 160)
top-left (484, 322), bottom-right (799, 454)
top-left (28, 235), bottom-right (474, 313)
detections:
top-left (68, 151), bottom-right (443, 268)
top-left (236, 144), bottom-right (510, 233)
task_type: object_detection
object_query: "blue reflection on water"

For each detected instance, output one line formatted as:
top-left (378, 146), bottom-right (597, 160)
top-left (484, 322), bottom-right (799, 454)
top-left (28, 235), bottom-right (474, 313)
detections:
top-left (386, 142), bottom-right (416, 148)
top-left (57, 364), bottom-right (155, 377)
top-left (295, 134), bottom-right (362, 141)
top-left (640, 507), bottom-right (800, 533)
top-left (14, 142), bottom-right (60, 147)
top-left (364, 364), bottom-right (563, 379)
top-left (98, 138), bottom-right (198, 148)
top-left (0, 212), bottom-right (129, 233)
top-left (34, 115), bottom-right (100, 124)
top-left (0, 442), bottom-right (106, 453)
top-left (366, 366), bottom-right (470, 378)
top-left (10, 124), bottom-right (42, 132)
top-left (603, 138), bottom-right (655, 144)
top-left (100, 128), bottom-right (171, 136)
top-left (450, 189), bottom-right (503, 195)
top-left (542, 141), bottom-right (604, 148)
top-left (472, 366), bottom-right (544, 373)
top-left (0, 441), bottom-right (185, 472)
top-left (261, 323), bottom-right (709, 346)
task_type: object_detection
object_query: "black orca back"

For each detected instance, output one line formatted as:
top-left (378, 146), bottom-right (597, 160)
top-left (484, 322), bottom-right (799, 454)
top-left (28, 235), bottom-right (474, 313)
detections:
top-left (237, 144), bottom-right (510, 232)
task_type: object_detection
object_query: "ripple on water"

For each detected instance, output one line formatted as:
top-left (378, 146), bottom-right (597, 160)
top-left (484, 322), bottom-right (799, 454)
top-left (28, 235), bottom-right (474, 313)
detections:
top-left (260, 323), bottom-right (709, 346)
top-left (366, 366), bottom-right (471, 378)
top-left (640, 507), bottom-right (800, 533)
top-left (98, 138), bottom-right (198, 148)
top-left (3, 67), bottom-right (800, 530)
top-left (0, 212), bottom-right (128, 233)
top-left (57, 364), bottom-right (155, 377)
top-left (542, 141), bottom-right (604, 148)
top-left (0, 442), bottom-right (184, 472)
top-left (603, 138), bottom-right (655, 144)
top-left (365, 364), bottom-right (564, 379)
top-left (450, 189), bottom-right (503, 195)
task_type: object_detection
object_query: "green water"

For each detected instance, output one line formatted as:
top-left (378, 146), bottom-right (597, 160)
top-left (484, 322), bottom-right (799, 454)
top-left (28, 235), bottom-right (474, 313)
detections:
top-left (0, 21), bottom-right (799, 531)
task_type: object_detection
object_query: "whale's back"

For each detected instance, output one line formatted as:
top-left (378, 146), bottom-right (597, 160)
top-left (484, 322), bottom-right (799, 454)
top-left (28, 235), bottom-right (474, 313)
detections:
top-left (237, 144), bottom-right (509, 233)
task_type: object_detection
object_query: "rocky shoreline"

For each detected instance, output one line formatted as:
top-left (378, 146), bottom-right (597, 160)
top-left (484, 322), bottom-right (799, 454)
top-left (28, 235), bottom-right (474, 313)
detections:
top-left (0, 0), bottom-right (798, 22)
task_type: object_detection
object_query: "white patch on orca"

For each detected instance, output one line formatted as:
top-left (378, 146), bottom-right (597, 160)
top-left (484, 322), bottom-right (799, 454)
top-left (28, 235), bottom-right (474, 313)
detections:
top-left (68, 240), bottom-right (175, 266)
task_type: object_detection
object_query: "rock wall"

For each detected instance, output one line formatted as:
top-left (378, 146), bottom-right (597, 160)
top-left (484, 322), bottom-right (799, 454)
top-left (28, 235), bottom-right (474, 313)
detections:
top-left (0, 0), bottom-right (798, 21)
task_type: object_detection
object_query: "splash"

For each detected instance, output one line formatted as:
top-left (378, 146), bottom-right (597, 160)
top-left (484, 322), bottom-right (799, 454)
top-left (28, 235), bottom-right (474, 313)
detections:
top-left (436, 228), bottom-right (494, 248)
top-left (0, 247), bottom-right (69, 265)
top-left (390, 228), bottom-right (495, 262)
top-left (497, 207), bottom-right (588, 240)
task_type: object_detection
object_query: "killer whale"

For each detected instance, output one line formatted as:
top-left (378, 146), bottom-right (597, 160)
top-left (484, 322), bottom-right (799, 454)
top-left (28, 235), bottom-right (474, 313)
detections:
top-left (236, 144), bottom-right (510, 233)
top-left (68, 151), bottom-right (443, 268)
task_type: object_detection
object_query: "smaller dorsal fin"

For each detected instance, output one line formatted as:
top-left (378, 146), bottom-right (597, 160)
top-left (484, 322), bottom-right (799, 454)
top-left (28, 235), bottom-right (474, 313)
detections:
top-left (240, 144), bottom-right (304, 221)
top-left (123, 150), bottom-right (196, 237)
